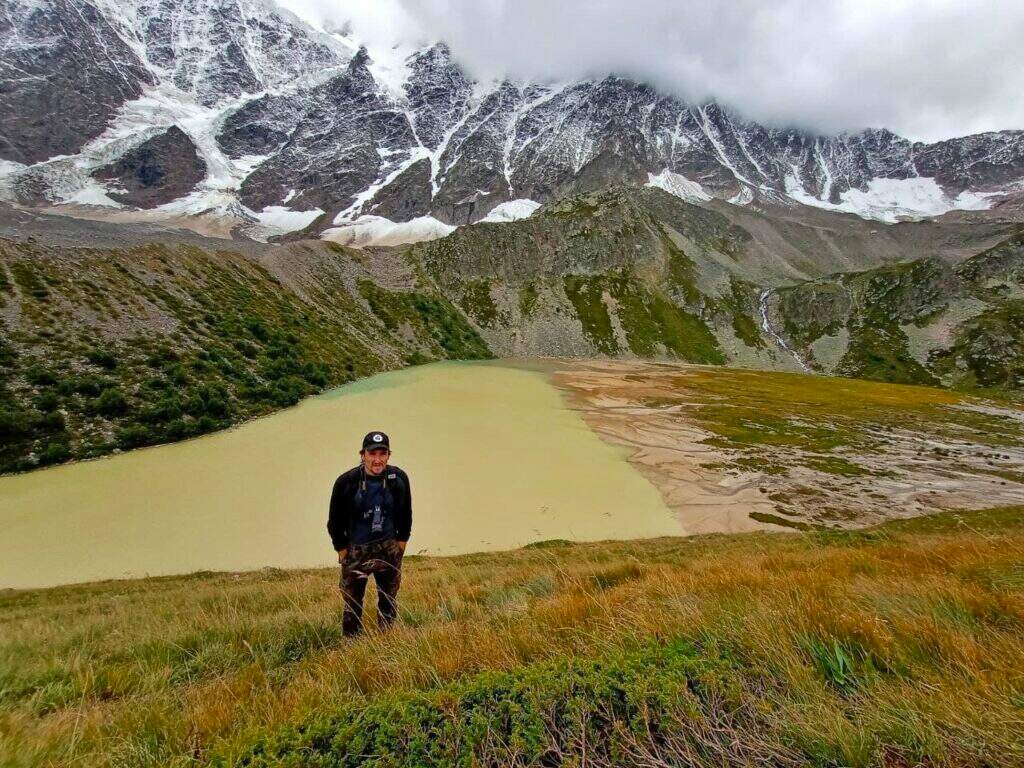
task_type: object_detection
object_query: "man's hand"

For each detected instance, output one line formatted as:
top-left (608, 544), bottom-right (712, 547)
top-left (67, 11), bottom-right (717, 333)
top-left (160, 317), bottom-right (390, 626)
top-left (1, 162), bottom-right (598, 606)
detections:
top-left (337, 549), bottom-right (348, 563)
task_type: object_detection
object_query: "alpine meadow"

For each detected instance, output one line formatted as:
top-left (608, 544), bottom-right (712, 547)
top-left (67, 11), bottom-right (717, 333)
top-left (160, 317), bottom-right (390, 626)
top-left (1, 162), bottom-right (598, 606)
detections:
top-left (1, 1), bottom-right (1023, 767)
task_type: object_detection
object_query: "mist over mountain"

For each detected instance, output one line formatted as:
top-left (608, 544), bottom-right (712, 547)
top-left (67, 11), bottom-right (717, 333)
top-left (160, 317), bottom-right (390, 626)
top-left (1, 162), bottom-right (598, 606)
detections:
top-left (1, 0), bottom-right (1023, 245)
top-left (280, 0), bottom-right (1024, 143)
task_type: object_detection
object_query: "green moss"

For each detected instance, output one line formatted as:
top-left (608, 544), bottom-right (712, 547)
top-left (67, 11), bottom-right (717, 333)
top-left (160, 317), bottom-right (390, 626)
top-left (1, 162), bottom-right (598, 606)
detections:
top-left (749, 511), bottom-right (813, 530)
top-left (837, 320), bottom-right (939, 387)
top-left (722, 279), bottom-right (765, 349)
top-left (565, 270), bottom-right (724, 364)
top-left (9, 262), bottom-right (49, 300)
top-left (522, 538), bottom-right (574, 549)
top-left (563, 275), bottom-right (619, 355)
top-left (545, 199), bottom-right (600, 219)
top-left (604, 274), bottom-right (658, 356)
top-left (657, 226), bottom-right (701, 303)
top-left (698, 407), bottom-right (849, 452)
top-left (802, 456), bottom-right (873, 477)
top-left (458, 280), bottom-right (499, 328)
top-left (518, 282), bottom-right (540, 318)
top-left (358, 280), bottom-right (491, 360)
top-left (724, 455), bottom-right (791, 476)
top-left (646, 294), bottom-right (725, 364)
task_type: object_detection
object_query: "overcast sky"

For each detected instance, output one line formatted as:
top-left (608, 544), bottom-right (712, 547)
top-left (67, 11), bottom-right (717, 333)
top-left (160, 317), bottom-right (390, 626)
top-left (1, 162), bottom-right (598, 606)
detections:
top-left (280, 0), bottom-right (1024, 142)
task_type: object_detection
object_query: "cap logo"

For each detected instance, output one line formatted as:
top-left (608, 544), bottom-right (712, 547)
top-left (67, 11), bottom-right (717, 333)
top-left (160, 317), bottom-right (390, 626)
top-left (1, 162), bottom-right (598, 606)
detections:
top-left (372, 433), bottom-right (383, 442)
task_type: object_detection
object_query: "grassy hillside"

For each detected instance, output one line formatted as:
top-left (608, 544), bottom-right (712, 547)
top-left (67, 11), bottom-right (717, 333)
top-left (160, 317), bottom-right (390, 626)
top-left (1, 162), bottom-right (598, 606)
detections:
top-left (774, 228), bottom-right (1024, 390)
top-left (2, 507), bottom-right (1022, 767)
top-left (411, 188), bottom-right (1024, 393)
top-left (0, 238), bottom-right (489, 473)
top-left (409, 187), bottom-right (785, 365)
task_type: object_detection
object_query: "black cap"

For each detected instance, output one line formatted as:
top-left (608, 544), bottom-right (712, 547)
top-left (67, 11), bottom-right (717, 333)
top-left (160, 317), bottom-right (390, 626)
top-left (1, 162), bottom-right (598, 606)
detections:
top-left (361, 431), bottom-right (390, 452)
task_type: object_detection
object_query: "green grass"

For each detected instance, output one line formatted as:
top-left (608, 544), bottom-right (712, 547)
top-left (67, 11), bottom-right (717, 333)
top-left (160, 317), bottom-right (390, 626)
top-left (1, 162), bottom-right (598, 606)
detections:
top-left (357, 280), bottom-right (491, 360)
top-left (563, 270), bottom-right (725, 363)
top-left (563, 274), bottom-right (619, 355)
top-left (2, 507), bottom-right (1023, 767)
top-left (837, 319), bottom-right (939, 386)
top-left (802, 455), bottom-right (874, 477)
top-left (614, 366), bottom-right (1024, 529)
top-left (8, 262), bottom-right (49, 300)
top-left (232, 639), bottom-right (779, 768)
top-left (932, 299), bottom-right (1024, 389)
top-left (658, 225), bottom-right (701, 304)
top-left (457, 279), bottom-right (500, 328)
top-left (772, 241), bottom-right (1024, 393)
top-left (674, 366), bottom-right (1023, 453)
top-left (518, 282), bottom-right (540, 318)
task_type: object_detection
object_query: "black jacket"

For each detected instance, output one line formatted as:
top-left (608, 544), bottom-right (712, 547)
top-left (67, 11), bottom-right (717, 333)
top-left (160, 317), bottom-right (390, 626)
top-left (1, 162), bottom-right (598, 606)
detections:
top-left (327, 464), bottom-right (412, 550)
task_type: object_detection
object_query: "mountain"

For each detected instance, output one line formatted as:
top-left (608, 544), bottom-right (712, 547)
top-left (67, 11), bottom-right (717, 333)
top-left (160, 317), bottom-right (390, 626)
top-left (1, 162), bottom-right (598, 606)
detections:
top-left (2, 0), bottom-right (1024, 476)
top-left (2, 0), bottom-right (1023, 241)
top-left (767, 229), bottom-right (1024, 389)
top-left (0, 0), bottom-right (340, 164)
top-left (404, 186), bottom-right (1023, 390)
top-left (3, 186), bottom-right (1020, 472)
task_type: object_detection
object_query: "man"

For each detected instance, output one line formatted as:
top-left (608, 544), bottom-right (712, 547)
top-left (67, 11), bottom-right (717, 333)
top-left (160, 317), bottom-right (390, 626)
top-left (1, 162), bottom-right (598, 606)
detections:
top-left (327, 431), bottom-right (412, 636)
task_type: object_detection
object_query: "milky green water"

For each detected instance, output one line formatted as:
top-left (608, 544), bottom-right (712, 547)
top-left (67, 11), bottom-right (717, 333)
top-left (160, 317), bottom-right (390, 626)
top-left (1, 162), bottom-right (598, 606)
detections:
top-left (0, 361), bottom-right (679, 589)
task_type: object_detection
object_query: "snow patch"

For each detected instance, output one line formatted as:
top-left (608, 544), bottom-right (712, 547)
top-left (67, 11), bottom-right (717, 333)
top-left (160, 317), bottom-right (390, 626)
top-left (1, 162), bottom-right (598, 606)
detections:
top-left (92, 0), bottom-right (347, 104)
top-left (321, 215), bottom-right (455, 248)
top-left (480, 199), bottom-right (541, 223)
top-left (65, 183), bottom-right (124, 208)
top-left (245, 205), bottom-right (324, 241)
top-left (784, 173), bottom-right (1004, 224)
top-left (646, 169), bottom-right (712, 203)
top-left (4, 84), bottom-right (272, 216)
top-left (952, 189), bottom-right (1006, 210)
top-left (840, 178), bottom-right (956, 221)
top-left (728, 186), bottom-right (754, 206)
top-left (0, 160), bottom-right (27, 203)
top-left (152, 189), bottom-right (248, 219)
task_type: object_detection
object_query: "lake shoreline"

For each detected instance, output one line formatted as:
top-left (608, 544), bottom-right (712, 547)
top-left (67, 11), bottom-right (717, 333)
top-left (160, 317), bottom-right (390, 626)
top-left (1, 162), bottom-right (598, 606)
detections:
top-left (536, 358), bottom-right (782, 534)
top-left (0, 360), bottom-right (681, 590)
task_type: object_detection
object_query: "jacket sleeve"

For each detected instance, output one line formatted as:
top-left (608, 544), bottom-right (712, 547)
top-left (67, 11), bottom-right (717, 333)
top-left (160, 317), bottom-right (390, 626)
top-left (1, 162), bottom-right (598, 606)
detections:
top-left (395, 470), bottom-right (412, 542)
top-left (327, 476), bottom-right (350, 551)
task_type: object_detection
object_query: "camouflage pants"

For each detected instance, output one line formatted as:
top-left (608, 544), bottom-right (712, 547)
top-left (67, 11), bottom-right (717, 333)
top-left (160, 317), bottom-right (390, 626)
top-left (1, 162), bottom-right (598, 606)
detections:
top-left (339, 538), bottom-right (404, 636)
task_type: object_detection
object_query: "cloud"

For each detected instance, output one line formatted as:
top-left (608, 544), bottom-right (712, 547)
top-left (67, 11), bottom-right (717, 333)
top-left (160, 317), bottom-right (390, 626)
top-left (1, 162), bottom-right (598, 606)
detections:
top-left (279, 0), bottom-right (1024, 142)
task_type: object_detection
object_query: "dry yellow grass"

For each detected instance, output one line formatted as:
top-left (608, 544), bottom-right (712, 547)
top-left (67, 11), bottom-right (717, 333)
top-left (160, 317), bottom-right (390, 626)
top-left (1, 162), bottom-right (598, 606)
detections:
top-left (1, 508), bottom-right (1023, 767)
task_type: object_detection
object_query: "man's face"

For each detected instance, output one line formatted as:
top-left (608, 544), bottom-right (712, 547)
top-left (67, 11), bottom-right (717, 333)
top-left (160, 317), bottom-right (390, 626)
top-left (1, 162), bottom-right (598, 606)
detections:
top-left (361, 447), bottom-right (390, 475)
